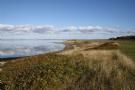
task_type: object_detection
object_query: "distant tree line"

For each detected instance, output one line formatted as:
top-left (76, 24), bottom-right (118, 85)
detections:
top-left (109, 35), bottom-right (135, 40)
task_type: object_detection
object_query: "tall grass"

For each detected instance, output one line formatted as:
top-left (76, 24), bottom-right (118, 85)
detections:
top-left (0, 51), bottom-right (135, 90)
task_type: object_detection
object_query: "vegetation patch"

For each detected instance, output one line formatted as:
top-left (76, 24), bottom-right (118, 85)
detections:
top-left (0, 51), bottom-right (135, 90)
top-left (84, 42), bottom-right (119, 50)
top-left (117, 40), bottom-right (135, 61)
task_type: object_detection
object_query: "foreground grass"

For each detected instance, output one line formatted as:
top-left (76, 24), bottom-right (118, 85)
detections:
top-left (0, 53), bottom-right (89, 90)
top-left (0, 51), bottom-right (135, 90)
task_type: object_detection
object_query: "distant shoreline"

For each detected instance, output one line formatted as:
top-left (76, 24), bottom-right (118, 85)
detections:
top-left (0, 37), bottom-right (133, 61)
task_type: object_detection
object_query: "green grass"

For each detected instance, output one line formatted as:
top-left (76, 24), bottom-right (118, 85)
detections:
top-left (118, 40), bottom-right (135, 61)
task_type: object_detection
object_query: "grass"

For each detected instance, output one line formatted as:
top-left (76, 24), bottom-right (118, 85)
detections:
top-left (117, 40), bottom-right (135, 61)
top-left (0, 53), bottom-right (89, 90)
top-left (0, 51), bottom-right (135, 90)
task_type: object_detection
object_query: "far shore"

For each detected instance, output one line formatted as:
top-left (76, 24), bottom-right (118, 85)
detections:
top-left (0, 39), bottom-right (133, 64)
top-left (0, 39), bottom-right (74, 62)
top-left (0, 39), bottom-right (119, 61)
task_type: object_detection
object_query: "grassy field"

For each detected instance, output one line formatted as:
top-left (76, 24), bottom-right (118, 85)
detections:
top-left (117, 40), bottom-right (135, 61)
top-left (0, 40), bottom-right (135, 90)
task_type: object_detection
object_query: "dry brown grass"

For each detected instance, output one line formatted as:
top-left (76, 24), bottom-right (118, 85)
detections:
top-left (58, 40), bottom-right (135, 90)
top-left (60, 41), bottom-right (119, 56)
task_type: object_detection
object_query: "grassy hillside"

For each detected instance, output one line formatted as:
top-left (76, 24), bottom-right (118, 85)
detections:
top-left (0, 53), bottom-right (89, 90)
top-left (0, 40), bottom-right (135, 90)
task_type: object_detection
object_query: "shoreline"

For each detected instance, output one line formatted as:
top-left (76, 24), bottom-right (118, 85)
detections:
top-left (0, 41), bottom-right (71, 71)
top-left (0, 39), bottom-right (124, 69)
top-left (0, 39), bottom-right (119, 61)
top-left (0, 41), bottom-right (71, 62)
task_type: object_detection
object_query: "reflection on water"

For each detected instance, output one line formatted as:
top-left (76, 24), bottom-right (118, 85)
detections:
top-left (0, 40), bottom-right (65, 58)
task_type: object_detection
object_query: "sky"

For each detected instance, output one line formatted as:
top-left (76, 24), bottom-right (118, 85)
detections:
top-left (0, 0), bottom-right (135, 39)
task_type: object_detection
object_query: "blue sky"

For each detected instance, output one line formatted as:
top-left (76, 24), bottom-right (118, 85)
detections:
top-left (0, 0), bottom-right (135, 39)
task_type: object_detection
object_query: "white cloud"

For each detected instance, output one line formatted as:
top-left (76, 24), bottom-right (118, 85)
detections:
top-left (78, 26), bottom-right (102, 33)
top-left (32, 25), bottom-right (56, 33)
top-left (0, 24), bottom-right (14, 32)
top-left (0, 50), bottom-right (15, 55)
top-left (0, 24), bottom-right (120, 34)
top-left (14, 25), bottom-right (32, 31)
top-left (127, 29), bottom-right (135, 35)
top-left (0, 24), bottom-right (56, 33)
top-left (79, 26), bottom-right (102, 30)
top-left (0, 23), bottom-right (132, 39)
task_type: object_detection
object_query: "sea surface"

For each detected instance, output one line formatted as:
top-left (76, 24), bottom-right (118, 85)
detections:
top-left (0, 39), bottom-right (65, 58)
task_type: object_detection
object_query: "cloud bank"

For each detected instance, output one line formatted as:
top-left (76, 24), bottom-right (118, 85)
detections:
top-left (0, 24), bottom-right (134, 39)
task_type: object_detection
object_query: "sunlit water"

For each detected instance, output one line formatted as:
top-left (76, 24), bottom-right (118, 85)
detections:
top-left (0, 40), bottom-right (65, 58)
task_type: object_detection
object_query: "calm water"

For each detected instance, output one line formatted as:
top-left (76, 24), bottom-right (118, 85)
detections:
top-left (0, 40), bottom-right (65, 58)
